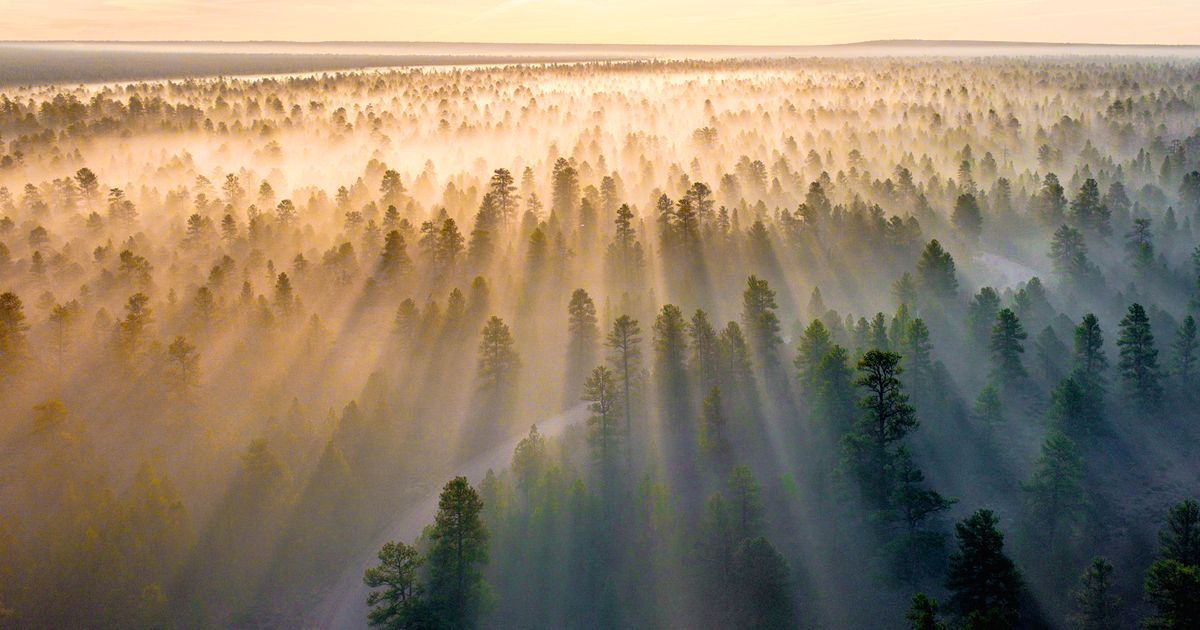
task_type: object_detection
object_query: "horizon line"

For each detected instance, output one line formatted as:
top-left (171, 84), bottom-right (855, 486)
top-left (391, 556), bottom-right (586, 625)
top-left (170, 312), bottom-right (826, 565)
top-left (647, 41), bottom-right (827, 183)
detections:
top-left (4, 38), bottom-right (1200, 49)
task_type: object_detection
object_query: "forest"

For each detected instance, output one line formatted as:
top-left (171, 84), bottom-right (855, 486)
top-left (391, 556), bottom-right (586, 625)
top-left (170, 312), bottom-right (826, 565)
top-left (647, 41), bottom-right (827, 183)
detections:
top-left (0, 56), bottom-right (1198, 629)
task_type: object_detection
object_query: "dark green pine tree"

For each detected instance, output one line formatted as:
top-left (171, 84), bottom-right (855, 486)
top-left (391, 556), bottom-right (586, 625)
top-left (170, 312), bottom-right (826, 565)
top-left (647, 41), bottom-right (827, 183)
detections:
top-left (428, 477), bottom-right (489, 628)
top-left (1116, 303), bottom-right (1162, 410)
top-left (1069, 178), bottom-right (1111, 236)
top-left (967, 287), bottom-right (1001, 355)
top-left (377, 230), bottom-right (411, 279)
top-left (606, 315), bottom-right (642, 444)
top-left (842, 350), bottom-right (917, 508)
top-left (688, 310), bottom-right (721, 391)
top-left (989, 308), bottom-right (1027, 390)
top-left (698, 386), bottom-right (730, 465)
top-left (795, 319), bottom-right (833, 396)
top-left (916, 239), bottom-right (959, 302)
top-left (905, 593), bottom-right (947, 630)
top-left (812, 345), bottom-right (857, 434)
top-left (654, 304), bottom-right (690, 419)
top-left (1072, 313), bottom-right (1108, 421)
top-left (1172, 315), bottom-right (1197, 402)
top-left (1049, 224), bottom-right (1100, 290)
top-left (582, 365), bottom-right (621, 472)
top-left (870, 312), bottom-right (890, 352)
top-left (891, 449), bottom-right (956, 582)
top-left (952, 192), bottom-right (983, 240)
top-left (728, 465), bottom-right (764, 541)
top-left (945, 509), bottom-right (1023, 629)
top-left (741, 275), bottom-right (783, 368)
top-left (565, 289), bottom-right (599, 404)
top-left (364, 540), bottom-right (431, 629)
top-left (477, 316), bottom-right (520, 402)
top-left (1070, 557), bottom-right (1121, 630)
top-left (901, 319), bottom-right (934, 401)
top-left (729, 537), bottom-right (796, 629)
top-left (1021, 431), bottom-right (1086, 558)
top-left (1143, 499), bottom-right (1200, 629)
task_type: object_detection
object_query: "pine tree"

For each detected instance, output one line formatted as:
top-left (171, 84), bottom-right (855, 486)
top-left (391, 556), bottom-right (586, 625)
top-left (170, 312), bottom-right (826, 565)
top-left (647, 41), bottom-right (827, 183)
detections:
top-left (378, 230), bottom-right (410, 278)
top-left (435, 218), bottom-right (465, 272)
top-left (698, 386), bottom-right (730, 463)
top-left (566, 289), bottom-right (599, 399)
top-left (1158, 499), bottom-right (1200, 567)
top-left (467, 193), bottom-right (498, 269)
top-left (952, 193), bottom-right (983, 240)
top-left (730, 537), bottom-right (796, 629)
top-left (1050, 224), bottom-right (1100, 289)
top-left (1034, 172), bottom-right (1067, 227)
top-left (728, 465), bottom-right (764, 540)
top-left (1021, 431), bottom-right (1086, 549)
top-left (973, 384), bottom-right (1004, 426)
top-left (166, 336), bottom-right (201, 401)
top-left (945, 509), bottom-right (1023, 628)
top-left (488, 168), bottom-right (519, 224)
top-left (843, 350), bottom-right (917, 507)
top-left (0, 291), bottom-right (28, 380)
top-left (550, 157), bottom-right (579, 224)
top-left (1072, 313), bottom-right (1108, 419)
top-left (1143, 499), bottom-right (1200, 629)
top-left (428, 477), bottom-right (489, 627)
top-left (795, 319), bottom-right (833, 395)
top-left (364, 540), bottom-right (430, 629)
top-left (688, 310), bottom-right (720, 390)
top-left (891, 449), bottom-right (956, 581)
top-left (916, 239), bottom-right (959, 301)
top-left (967, 287), bottom-right (1001, 354)
top-left (654, 304), bottom-right (689, 418)
top-left (902, 319), bottom-right (934, 399)
top-left (477, 316), bottom-right (519, 398)
top-left (813, 345), bottom-right (857, 433)
top-left (1070, 557), bottom-right (1120, 630)
top-left (718, 321), bottom-right (756, 396)
top-left (606, 203), bottom-right (644, 287)
top-left (906, 593), bottom-right (946, 630)
top-left (114, 293), bottom-right (153, 370)
top-left (989, 308), bottom-right (1027, 389)
top-left (582, 365), bottom-right (621, 468)
top-left (742, 275), bottom-right (782, 366)
top-left (1117, 303), bottom-right (1162, 409)
top-left (606, 315), bottom-right (643, 442)
top-left (1125, 219), bottom-right (1155, 278)
top-left (1171, 315), bottom-right (1197, 401)
top-left (1069, 178), bottom-right (1111, 236)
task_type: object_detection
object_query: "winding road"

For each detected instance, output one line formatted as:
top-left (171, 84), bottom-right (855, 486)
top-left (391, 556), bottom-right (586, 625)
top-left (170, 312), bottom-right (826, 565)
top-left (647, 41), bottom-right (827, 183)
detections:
top-left (312, 403), bottom-right (588, 629)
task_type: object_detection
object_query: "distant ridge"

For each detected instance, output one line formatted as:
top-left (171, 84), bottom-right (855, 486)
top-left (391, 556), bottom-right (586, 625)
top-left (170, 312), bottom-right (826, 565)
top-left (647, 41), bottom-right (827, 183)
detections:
top-left (5, 38), bottom-right (1200, 49)
top-left (2, 39), bottom-right (1199, 88)
top-left (839, 38), bottom-right (1200, 48)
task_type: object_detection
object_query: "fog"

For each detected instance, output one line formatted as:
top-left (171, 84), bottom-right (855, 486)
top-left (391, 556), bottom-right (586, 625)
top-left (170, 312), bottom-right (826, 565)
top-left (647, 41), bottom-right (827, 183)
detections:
top-left (0, 54), bottom-right (1198, 629)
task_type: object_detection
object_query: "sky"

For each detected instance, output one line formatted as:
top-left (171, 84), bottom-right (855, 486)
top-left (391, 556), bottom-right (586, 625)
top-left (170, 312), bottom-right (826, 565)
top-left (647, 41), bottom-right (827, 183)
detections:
top-left (3, 0), bottom-right (1200, 46)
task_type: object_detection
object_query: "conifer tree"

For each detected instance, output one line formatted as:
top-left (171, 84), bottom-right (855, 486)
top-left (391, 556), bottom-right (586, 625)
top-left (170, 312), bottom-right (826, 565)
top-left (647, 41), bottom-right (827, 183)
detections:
top-left (1071, 557), bottom-right (1120, 630)
top-left (843, 350), bottom-right (917, 507)
top-left (945, 509), bottom-right (1023, 628)
top-left (606, 315), bottom-right (643, 441)
top-left (428, 477), bottom-right (489, 627)
top-left (742, 275), bottom-right (783, 366)
top-left (1117, 303), bottom-right (1162, 409)
top-left (478, 316), bottom-right (519, 399)
top-left (654, 304), bottom-right (689, 418)
top-left (364, 540), bottom-right (429, 629)
top-left (583, 365), bottom-right (621, 469)
top-left (989, 308), bottom-right (1027, 389)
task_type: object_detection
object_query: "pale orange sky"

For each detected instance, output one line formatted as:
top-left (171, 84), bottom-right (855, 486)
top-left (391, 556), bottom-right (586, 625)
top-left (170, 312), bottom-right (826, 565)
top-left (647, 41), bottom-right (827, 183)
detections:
top-left (3, 0), bottom-right (1199, 45)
